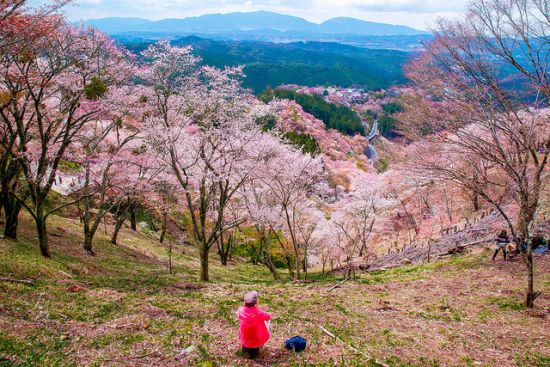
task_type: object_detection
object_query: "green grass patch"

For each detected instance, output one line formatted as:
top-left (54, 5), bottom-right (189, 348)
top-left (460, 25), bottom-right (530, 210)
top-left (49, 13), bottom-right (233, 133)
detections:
top-left (485, 296), bottom-right (525, 311)
top-left (477, 308), bottom-right (492, 322)
top-left (360, 264), bottom-right (430, 284)
top-left (0, 330), bottom-right (74, 367)
top-left (514, 352), bottom-right (550, 367)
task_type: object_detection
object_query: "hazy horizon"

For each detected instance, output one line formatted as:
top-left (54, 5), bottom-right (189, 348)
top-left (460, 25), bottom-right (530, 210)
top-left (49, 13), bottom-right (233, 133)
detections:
top-left (28, 0), bottom-right (471, 31)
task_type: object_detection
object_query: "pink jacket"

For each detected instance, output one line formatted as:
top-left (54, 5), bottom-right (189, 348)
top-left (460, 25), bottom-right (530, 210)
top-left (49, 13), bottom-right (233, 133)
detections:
top-left (237, 305), bottom-right (271, 348)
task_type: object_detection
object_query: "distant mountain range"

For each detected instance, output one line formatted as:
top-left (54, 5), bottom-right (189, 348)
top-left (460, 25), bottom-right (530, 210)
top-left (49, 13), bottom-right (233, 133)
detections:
top-left (83, 11), bottom-right (428, 38)
top-left (84, 12), bottom-right (426, 92)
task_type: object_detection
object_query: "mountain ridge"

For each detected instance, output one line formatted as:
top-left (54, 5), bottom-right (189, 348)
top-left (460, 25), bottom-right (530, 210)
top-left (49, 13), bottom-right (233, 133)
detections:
top-left (83, 11), bottom-right (428, 36)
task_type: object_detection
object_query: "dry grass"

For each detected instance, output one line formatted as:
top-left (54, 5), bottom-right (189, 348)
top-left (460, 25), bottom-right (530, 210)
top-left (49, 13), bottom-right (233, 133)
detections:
top-left (0, 214), bottom-right (549, 367)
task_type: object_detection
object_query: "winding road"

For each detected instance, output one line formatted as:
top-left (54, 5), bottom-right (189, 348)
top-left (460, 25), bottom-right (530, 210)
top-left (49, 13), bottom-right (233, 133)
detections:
top-left (363, 117), bottom-right (380, 162)
top-left (366, 118), bottom-right (379, 141)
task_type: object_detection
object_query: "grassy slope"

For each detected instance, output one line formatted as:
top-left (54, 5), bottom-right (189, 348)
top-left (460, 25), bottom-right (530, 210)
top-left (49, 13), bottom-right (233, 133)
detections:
top-left (0, 214), bottom-right (549, 367)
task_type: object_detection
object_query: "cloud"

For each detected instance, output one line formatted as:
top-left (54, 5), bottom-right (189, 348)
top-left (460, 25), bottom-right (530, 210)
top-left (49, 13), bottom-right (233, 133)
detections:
top-left (29, 0), bottom-right (469, 29)
top-left (78, 0), bottom-right (102, 4)
top-left (350, 0), bottom-right (469, 13)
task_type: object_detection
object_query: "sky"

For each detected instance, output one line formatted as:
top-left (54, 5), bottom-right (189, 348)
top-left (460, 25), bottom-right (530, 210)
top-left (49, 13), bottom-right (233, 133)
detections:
top-left (30, 0), bottom-right (471, 30)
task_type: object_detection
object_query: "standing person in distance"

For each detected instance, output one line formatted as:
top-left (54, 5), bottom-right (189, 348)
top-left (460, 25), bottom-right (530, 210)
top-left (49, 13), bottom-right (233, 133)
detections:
top-left (493, 229), bottom-right (510, 261)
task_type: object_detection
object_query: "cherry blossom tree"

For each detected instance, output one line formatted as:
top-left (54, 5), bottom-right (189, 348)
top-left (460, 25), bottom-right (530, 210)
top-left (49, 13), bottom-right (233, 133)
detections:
top-left (0, 23), bottom-right (133, 257)
top-left (239, 140), bottom-right (287, 279)
top-left (332, 209), bottom-right (361, 279)
top-left (383, 174), bottom-right (436, 247)
top-left (326, 173), bottom-right (397, 276)
top-left (258, 144), bottom-right (324, 280)
top-left (0, 1), bottom-right (68, 239)
top-left (348, 179), bottom-right (382, 259)
top-left (74, 106), bottom-right (153, 254)
top-left (137, 175), bottom-right (180, 274)
top-left (238, 132), bottom-right (327, 280)
top-left (240, 182), bottom-right (282, 279)
top-left (405, 0), bottom-right (550, 307)
top-left (140, 41), bottom-right (280, 281)
top-left (0, 0), bottom-right (67, 50)
top-left (215, 195), bottom-right (246, 266)
top-left (311, 218), bottom-right (339, 274)
top-left (295, 206), bottom-right (326, 280)
top-left (0, 0), bottom-right (27, 21)
top-left (153, 179), bottom-right (179, 245)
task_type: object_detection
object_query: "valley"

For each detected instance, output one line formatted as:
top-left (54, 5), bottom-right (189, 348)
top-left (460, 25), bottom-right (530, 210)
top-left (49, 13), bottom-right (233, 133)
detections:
top-left (1, 1), bottom-right (549, 366)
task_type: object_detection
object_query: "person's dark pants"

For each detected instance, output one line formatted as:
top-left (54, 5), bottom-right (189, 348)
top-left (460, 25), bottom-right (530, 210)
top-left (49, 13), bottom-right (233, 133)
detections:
top-left (242, 346), bottom-right (260, 359)
top-left (493, 247), bottom-right (507, 260)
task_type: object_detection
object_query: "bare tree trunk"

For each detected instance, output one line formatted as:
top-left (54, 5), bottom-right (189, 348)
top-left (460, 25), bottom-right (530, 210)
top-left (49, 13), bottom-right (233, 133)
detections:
top-left (130, 200), bottom-right (137, 231)
top-left (294, 250), bottom-right (301, 281)
top-left (525, 246), bottom-right (536, 308)
top-left (80, 195), bottom-right (106, 255)
top-left (517, 204), bottom-right (539, 308)
top-left (283, 207), bottom-right (301, 280)
top-left (216, 231), bottom-right (232, 266)
top-left (83, 229), bottom-right (95, 255)
top-left (321, 255), bottom-right (328, 274)
top-left (274, 230), bottom-right (294, 279)
top-left (302, 252), bottom-right (308, 280)
top-left (261, 231), bottom-right (279, 280)
top-left (3, 197), bottom-right (22, 239)
top-left (168, 241), bottom-right (173, 275)
top-left (159, 210), bottom-right (167, 243)
top-left (284, 253), bottom-right (294, 279)
top-left (82, 215), bottom-right (103, 255)
top-left (148, 216), bottom-right (157, 231)
top-left (111, 212), bottom-right (126, 245)
top-left (35, 205), bottom-right (50, 258)
top-left (347, 255), bottom-right (356, 280)
top-left (81, 184), bottom-right (94, 254)
top-left (199, 243), bottom-right (209, 282)
top-left (0, 166), bottom-right (22, 239)
top-left (264, 255), bottom-right (279, 280)
top-left (220, 235), bottom-right (228, 266)
top-left (472, 192), bottom-right (480, 211)
top-left (444, 187), bottom-right (453, 224)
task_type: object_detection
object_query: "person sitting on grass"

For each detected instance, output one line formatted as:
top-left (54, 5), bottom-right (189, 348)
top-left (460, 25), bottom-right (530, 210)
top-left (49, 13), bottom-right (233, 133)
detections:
top-left (493, 229), bottom-right (510, 261)
top-left (238, 291), bottom-right (271, 359)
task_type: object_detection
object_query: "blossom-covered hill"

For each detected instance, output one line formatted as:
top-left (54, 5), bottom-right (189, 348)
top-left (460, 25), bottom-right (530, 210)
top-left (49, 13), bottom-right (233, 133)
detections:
top-left (271, 100), bottom-right (375, 191)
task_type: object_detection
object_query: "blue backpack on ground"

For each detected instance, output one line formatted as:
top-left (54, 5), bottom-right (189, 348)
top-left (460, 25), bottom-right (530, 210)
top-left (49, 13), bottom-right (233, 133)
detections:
top-left (284, 336), bottom-right (307, 352)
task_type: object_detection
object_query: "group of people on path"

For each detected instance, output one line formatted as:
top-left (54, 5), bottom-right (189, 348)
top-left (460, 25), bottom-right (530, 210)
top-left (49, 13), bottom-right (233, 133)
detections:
top-left (493, 230), bottom-right (510, 261)
top-left (492, 229), bottom-right (548, 261)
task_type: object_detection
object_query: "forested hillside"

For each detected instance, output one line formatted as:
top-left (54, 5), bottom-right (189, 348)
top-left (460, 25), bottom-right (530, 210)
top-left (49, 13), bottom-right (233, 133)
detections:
top-left (120, 37), bottom-right (409, 93)
top-left (260, 89), bottom-right (365, 136)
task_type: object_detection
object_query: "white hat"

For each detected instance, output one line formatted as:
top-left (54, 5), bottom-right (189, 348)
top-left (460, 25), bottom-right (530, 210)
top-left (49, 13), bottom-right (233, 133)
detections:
top-left (244, 291), bottom-right (258, 305)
